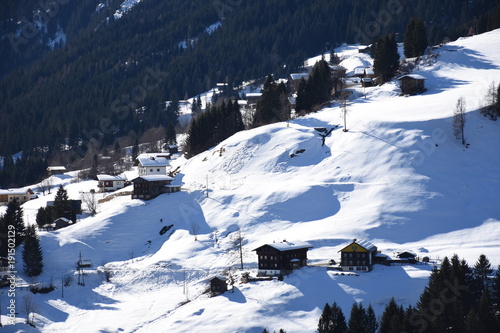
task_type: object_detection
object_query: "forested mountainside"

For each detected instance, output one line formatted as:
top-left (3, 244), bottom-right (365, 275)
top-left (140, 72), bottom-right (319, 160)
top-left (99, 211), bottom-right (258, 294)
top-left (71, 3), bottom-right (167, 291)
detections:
top-left (0, 0), bottom-right (499, 184)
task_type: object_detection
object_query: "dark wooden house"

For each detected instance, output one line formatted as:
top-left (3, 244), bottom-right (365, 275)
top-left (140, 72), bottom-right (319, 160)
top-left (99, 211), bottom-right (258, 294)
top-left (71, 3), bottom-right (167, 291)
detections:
top-left (253, 240), bottom-right (312, 276)
top-left (396, 251), bottom-right (417, 264)
top-left (339, 239), bottom-right (378, 272)
top-left (398, 74), bottom-right (426, 95)
top-left (131, 175), bottom-right (180, 200)
top-left (210, 276), bottom-right (228, 296)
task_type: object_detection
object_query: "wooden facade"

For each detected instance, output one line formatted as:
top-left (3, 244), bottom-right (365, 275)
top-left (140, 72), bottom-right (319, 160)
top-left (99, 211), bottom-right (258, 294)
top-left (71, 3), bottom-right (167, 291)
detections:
top-left (253, 241), bottom-right (312, 276)
top-left (339, 239), bottom-right (377, 272)
top-left (0, 188), bottom-right (34, 206)
top-left (131, 176), bottom-right (180, 200)
top-left (398, 74), bottom-right (426, 95)
top-left (210, 276), bottom-right (228, 296)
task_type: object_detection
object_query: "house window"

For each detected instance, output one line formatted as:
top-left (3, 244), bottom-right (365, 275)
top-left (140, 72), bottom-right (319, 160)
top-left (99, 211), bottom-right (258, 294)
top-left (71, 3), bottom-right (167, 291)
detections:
top-left (157, 169), bottom-right (160, 172)
top-left (150, 169), bottom-right (153, 172)
top-left (349, 267), bottom-right (354, 271)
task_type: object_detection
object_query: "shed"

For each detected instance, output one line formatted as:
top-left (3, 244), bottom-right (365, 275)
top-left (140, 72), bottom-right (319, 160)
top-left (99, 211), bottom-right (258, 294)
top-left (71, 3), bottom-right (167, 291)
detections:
top-left (54, 217), bottom-right (73, 230)
top-left (210, 276), bottom-right (228, 296)
top-left (47, 166), bottom-right (66, 176)
top-left (361, 78), bottom-right (374, 87)
top-left (398, 74), bottom-right (426, 95)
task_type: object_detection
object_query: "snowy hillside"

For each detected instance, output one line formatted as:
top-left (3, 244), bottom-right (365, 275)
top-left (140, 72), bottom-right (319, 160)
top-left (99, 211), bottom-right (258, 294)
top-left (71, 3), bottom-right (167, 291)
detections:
top-left (2, 29), bottom-right (500, 332)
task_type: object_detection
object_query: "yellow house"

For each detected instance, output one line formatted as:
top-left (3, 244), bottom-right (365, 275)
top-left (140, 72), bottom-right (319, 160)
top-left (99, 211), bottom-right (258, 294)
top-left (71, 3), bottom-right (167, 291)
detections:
top-left (339, 239), bottom-right (378, 272)
top-left (0, 188), bottom-right (35, 206)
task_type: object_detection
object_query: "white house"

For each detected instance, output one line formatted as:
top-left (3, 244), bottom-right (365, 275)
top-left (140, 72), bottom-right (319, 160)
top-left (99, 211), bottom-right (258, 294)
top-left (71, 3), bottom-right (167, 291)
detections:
top-left (97, 174), bottom-right (128, 192)
top-left (0, 188), bottom-right (35, 206)
top-left (134, 154), bottom-right (170, 176)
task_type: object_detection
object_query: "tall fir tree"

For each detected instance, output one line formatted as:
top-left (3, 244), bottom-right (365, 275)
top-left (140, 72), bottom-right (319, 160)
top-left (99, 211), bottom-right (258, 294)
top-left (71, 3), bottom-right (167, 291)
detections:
top-left (53, 185), bottom-right (72, 221)
top-left (0, 199), bottom-right (25, 256)
top-left (347, 303), bottom-right (368, 333)
top-left (253, 75), bottom-right (290, 127)
top-left (379, 298), bottom-right (405, 333)
top-left (373, 34), bottom-right (400, 84)
top-left (165, 122), bottom-right (177, 147)
top-left (404, 17), bottom-right (428, 58)
top-left (474, 254), bottom-right (492, 290)
top-left (22, 225), bottom-right (44, 277)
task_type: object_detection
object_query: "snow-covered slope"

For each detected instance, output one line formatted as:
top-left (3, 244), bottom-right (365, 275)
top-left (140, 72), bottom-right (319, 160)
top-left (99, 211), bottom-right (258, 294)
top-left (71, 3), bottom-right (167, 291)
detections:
top-left (2, 29), bottom-right (500, 333)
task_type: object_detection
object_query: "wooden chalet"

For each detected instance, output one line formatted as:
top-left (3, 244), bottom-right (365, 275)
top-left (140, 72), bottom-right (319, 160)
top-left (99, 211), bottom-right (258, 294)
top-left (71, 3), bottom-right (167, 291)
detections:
top-left (210, 276), bottom-right (228, 296)
top-left (361, 78), bottom-right (374, 87)
top-left (396, 251), bottom-right (417, 264)
top-left (97, 174), bottom-right (128, 192)
top-left (131, 175), bottom-right (181, 200)
top-left (253, 240), bottom-right (312, 276)
top-left (0, 188), bottom-right (35, 206)
top-left (47, 166), bottom-right (66, 176)
top-left (289, 73), bottom-right (309, 92)
top-left (54, 217), bottom-right (73, 230)
top-left (339, 239), bottom-right (378, 272)
top-left (398, 74), bottom-right (426, 95)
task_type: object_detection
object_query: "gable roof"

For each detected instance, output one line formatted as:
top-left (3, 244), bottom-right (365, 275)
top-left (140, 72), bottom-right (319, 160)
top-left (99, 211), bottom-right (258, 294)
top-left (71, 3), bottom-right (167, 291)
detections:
top-left (398, 74), bottom-right (426, 81)
top-left (132, 175), bottom-right (174, 182)
top-left (253, 240), bottom-right (313, 252)
top-left (97, 174), bottom-right (127, 181)
top-left (135, 155), bottom-right (170, 167)
top-left (0, 188), bottom-right (34, 195)
top-left (339, 239), bottom-right (377, 252)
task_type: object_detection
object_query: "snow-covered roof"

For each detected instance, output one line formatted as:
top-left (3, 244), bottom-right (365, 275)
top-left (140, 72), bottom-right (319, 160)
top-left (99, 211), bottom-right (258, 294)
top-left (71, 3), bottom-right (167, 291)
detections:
top-left (47, 166), bottom-right (66, 171)
top-left (246, 92), bottom-right (262, 98)
top-left (136, 155), bottom-right (170, 167)
top-left (254, 240), bottom-right (313, 252)
top-left (0, 188), bottom-right (33, 195)
top-left (339, 239), bottom-right (377, 252)
top-left (97, 174), bottom-right (127, 181)
top-left (354, 67), bottom-right (365, 75)
top-left (398, 74), bottom-right (426, 80)
top-left (290, 73), bottom-right (309, 80)
top-left (364, 67), bottom-right (374, 75)
top-left (397, 251), bottom-right (417, 258)
top-left (133, 175), bottom-right (174, 182)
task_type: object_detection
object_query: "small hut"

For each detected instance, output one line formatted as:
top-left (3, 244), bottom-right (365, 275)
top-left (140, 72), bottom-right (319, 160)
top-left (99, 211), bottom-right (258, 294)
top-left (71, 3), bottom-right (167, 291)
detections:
top-left (210, 276), bottom-right (228, 296)
top-left (398, 74), bottom-right (426, 95)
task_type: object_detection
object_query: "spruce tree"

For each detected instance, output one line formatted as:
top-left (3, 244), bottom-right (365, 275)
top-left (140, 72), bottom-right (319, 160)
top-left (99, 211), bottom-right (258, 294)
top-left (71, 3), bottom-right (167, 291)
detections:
top-left (379, 298), bottom-right (404, 333)
top-left (253, 75), bottom-right (289, 127)
top-left (347, 303), bottom-right (367, 333)
top-left (404, 17), bottom-right (428, 58)
top-left (474, 254), bottom-right (492, 289)
top-left (374, 34), bottom-right (400, 84)
top-left (0, 199), bottom-right (25, 255)
top-left (318, 303), bottom-right (332, 333)
top-left (53, 185), bottom-right (72, 221)
top-left (330, 302), bottom-right (347, 333)
top-left (365, 304), bottom-right (378, 333)
top-left (165, 122), bottom-right (177, 146)
top-left (22, 225), bottom-right (44, 277)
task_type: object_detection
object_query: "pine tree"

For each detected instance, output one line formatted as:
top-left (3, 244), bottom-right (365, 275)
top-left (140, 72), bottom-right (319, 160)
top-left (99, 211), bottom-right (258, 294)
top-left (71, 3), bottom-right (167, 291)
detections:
top-left (132, 137), bottom-right (140, 161)
top-left (165, 122), bottom-right (177, 146)
top-left (347, 303), bottom-right (367, 333)
top-left (365, 304), bottom-right (378, 333)
top-left (318, 303), bottom-right (332, 333)
top-left (380, 298), bottom-right (404, 333)
top-left (330, 302), bottom-right (347, 333)
top-left (36, 206), bottom-right (53, 228)
top-left (253, 75), bottom-right (289, 127)
top-left (22, 225), bottom-right (44, 277)
top-left (0, 199), bottom-right (25, 255)
top-left (374, 34), bottom-right (400, 84)
top-left (404, 17), bottom-right (428, 58)
top-left (53, 185), bottom-right (72, 221)
top-left (474, 254), bottom-right (492, 289)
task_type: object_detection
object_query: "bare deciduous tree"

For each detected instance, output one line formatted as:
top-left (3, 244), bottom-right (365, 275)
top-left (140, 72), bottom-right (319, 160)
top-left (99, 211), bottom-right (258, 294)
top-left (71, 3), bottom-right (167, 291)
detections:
top-left (453, 97), bottom-right (467, 146)
top-left (81, 191), bottom-right (98, 216)
top-left (190, 221), bottom-right (200, 241)
top-left (23, 294), bottom-right (37, 326)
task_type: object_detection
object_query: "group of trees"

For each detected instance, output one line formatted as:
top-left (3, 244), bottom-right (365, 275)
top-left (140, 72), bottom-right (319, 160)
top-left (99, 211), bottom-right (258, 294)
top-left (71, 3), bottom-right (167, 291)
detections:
top-left (0, 199), bottom-right (44, 277)
top-left (318, 301), bottom-right (378, 333)
top-left (296, 60), bottom-right (335, 114)
top-left (316, 254), bottom-right (500, 333)
top-left (36, 185), bottom-right (75, 227)
top-left (185, 100), bottom-right (244, 158)
top-left (1, 0), bottom-right (499, 167)
top-left (253, 75), bottom-right (290, 127)
top-left (480, 82), bottom-right (500, 120)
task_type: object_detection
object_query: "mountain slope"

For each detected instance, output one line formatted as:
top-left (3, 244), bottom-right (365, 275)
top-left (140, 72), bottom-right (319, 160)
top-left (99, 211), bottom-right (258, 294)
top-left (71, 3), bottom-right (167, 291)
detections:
top-left (2, 29), bottom-right (500, 332)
